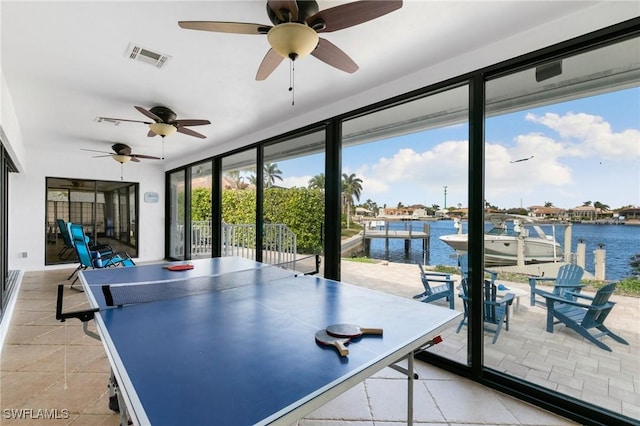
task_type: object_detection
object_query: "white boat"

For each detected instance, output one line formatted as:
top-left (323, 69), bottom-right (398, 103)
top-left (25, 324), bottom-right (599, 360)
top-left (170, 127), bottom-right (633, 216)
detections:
top-left (439, 214), bottom-right (563, 266)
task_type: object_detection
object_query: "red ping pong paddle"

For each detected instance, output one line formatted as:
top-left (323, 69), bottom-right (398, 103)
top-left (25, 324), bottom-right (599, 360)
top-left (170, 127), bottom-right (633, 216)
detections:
top-left (326, 324), bottom-right (383, 339)
top-left (163, 263), bottom-right (194, 271)
top-left (315, 330), bottom-right (350, 356)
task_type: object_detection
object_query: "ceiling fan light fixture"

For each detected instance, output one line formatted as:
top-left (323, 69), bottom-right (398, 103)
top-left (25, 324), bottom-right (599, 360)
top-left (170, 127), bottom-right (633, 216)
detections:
top-left (112, 154), bottom-right (132, 164)
top-left (149, 122), bottom-right (177, 137)
top-left (267, 23), bottom-right (318, 60)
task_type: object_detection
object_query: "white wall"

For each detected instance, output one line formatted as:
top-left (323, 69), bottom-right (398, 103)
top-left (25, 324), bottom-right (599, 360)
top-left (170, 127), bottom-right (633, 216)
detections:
top-left (8, 147), bottom-right (165, 271)
top-left (1, 71), bottom-right (26, 171)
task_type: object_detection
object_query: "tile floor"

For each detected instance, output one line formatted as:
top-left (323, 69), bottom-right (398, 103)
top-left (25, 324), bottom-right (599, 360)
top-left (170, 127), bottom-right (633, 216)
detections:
top-left (1, 267), bottom-right (579, 425)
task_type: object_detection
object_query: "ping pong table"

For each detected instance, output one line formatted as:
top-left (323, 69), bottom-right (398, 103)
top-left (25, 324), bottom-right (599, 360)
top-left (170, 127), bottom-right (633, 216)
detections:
top-left (57, 257), bottom-right (460, 425)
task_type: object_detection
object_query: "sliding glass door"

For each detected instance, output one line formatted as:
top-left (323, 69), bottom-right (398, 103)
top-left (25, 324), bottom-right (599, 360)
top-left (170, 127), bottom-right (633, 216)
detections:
top-left (483, 35), bottom-right (639, 420)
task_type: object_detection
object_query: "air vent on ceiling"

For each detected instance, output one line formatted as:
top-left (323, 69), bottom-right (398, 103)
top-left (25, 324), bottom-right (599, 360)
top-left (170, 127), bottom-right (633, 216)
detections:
top-left (125, 43), bottom-right (172, 69)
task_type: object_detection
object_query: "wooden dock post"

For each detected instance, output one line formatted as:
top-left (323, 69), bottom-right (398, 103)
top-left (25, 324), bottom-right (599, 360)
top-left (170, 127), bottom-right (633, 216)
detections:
top-left (594, 243), bottom-right (606, 280)
top-left (576, 239), bottom-right (586, 269)
top-left (563, 224), bottom-right (572, 262)
top-left (404, 224), bottom-right (413, 256)
top-left (422, 224), bottom-right (430, 264)
top-left (384, 221), bottom-right (389, 255)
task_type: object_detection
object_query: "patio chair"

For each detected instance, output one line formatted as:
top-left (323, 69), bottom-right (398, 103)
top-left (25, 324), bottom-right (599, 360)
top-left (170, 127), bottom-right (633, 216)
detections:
top-left (541, 282), bottom-right (629, 352)
top-left (528, 263), bottom-right (584, 307)
top-left (458, 252), bottom-right (499, 284)
top-left (413, 263), bottom-right (455, 309)
top-left (56, 219), bottom-right (75, 260)
top-left (67, 223), bottom-right (135, 289)
top-left (456, 278), bottom-right (515, 344)
top-left (67, 221), bottom-right (113, 254)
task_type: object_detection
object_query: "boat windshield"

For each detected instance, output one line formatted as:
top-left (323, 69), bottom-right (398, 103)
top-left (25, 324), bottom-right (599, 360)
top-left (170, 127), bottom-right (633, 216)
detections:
top-left (486, 226), bottom-right (518, 236)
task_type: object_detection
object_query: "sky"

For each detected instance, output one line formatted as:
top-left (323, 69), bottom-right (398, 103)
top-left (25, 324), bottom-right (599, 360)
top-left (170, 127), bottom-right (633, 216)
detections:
top-left (275, 87), bottom-right (640, 211)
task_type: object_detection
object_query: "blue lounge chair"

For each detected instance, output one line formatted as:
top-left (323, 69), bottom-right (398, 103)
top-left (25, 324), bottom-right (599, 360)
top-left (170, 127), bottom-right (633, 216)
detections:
top-left (56, 219), bottom-right (75, 260)
top-left (67, 222), bottom-right (113, 254)
top-left (456, 278), bottom-right (515, 344)
top-left (529, 263), bottom-right (584, 307)
top-left (541, 282), bottom-right (629, 351)
top-left (413, 263), bottom-right (455, 309)
top-left (68, 223), bottom-right (135, 289)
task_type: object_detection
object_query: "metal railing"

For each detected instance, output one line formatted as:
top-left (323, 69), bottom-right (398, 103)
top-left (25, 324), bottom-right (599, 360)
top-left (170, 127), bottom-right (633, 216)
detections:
top-left (179, 221), bottom-right (298, 265)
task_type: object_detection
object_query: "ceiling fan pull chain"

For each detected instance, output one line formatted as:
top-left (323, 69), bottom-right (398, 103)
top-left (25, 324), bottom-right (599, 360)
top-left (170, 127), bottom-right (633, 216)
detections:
top-left (161, 137), bottom-right (165, 160)
top-left (289, 59), bottom-right (295, 106)
top-left (120, 163), bottom-right (124, 181)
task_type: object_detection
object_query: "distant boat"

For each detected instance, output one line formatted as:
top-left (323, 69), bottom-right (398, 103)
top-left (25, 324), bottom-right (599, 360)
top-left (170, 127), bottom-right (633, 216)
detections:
top-left (439, 214), bottom-right (563, 266)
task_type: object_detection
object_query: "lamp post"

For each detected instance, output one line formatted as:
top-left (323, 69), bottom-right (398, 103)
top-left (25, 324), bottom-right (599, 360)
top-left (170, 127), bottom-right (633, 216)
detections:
top-left (443, 185), bottom-right (448, 209)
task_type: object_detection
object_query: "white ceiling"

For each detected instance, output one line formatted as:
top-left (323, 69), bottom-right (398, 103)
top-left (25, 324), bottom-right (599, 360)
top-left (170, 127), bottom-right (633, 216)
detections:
top-left (1, 1), bottom-right (638, 171)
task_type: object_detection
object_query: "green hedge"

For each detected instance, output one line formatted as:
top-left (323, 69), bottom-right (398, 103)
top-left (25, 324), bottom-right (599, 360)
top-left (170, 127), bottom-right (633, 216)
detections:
top-left (205, 188), bottom-right (324, 254)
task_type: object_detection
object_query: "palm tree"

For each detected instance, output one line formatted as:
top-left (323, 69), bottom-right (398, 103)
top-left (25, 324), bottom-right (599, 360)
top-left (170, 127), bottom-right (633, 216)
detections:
top-left (582, 200), bottom-right (592, 206)
top-left (308, 173), bottom-right (325, 190)
top-left (263, 163), bottom-right (283, 188)
top-left (593, 201), bottom-right (610, 220)
top-left (342, 173), bottom-right (363, 229)
top-left (544, 201), bottom-right (554, 208)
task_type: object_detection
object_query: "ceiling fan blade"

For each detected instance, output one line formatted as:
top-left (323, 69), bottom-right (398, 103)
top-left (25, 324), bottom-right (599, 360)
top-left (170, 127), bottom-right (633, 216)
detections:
top-left (256, 48), bottom-right (284, 81)
top-left (81, 148), bottom-right (113, 154)
top-left (310, 0), bottom-right (403, 33)
top-left (176, 126), bottom-right (207, 139)
top-left (129, 157), bottom-right (141, 163)
top-left (147, 129), bottom-right (157, 137)
top-left (312, 38), bottom-right (358, 73)
top-left (97, 117), bottom-right (152, 124)
top-left (173, 119), bottom-right (211, 127)
top-left (135, 106), bottom-right (163, 122)
top-left (178, 21), bottom-right (270, 35)
top-left (91, 155), bottom-right (113, 158)
top-left (131, 154), bottom-right (161, 160)
top-left (267, 1), bottom-right (298, 22)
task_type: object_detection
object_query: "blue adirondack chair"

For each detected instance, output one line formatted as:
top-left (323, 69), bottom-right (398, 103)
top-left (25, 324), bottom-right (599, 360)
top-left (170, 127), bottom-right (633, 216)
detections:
top-left (458, 253), bottom-right (500, 286)
top-left (541, 282), bottom-right (629, 351)
top-left (413, 263), bottom-right (455, 309)
top-left (529, 263), bottom-right (584, 307)
top-left (456, 278), bottom-right (515, 344)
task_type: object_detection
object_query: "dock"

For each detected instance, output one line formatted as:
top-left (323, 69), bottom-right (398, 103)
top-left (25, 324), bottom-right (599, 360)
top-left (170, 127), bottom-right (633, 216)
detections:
top-left (362, 222), bottom-right (431, 259)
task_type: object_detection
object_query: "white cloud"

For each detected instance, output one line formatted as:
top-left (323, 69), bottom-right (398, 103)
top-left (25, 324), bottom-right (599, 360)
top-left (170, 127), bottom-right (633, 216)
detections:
top-left (526, 112), bottom-right (640, 159)
top-left (281, 111), bottom-right (638, 209)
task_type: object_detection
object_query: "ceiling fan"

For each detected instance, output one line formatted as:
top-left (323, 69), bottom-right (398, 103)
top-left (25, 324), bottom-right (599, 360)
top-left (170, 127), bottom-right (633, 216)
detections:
top-left (82, 143), bottom-right (161, 180)
top-left (178, 0), bottom-right (403, 81)
top-left (98, 106), bottom-right (211, 139)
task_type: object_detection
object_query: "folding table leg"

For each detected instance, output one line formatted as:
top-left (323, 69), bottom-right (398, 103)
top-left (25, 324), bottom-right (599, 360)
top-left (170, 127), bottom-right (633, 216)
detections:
top-left (407, 351), bottom-right (414, 426)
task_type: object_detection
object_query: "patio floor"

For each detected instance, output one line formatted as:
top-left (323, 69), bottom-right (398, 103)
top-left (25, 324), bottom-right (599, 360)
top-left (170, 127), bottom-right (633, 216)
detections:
top-left (0, 261), bottom-right (635, 424)
top-left (340, 260), bottom-right (640, 420)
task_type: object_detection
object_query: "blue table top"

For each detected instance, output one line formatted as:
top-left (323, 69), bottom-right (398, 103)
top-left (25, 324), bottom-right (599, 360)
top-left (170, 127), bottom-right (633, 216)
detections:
top-left (80, 257), bottom-right (460, 425)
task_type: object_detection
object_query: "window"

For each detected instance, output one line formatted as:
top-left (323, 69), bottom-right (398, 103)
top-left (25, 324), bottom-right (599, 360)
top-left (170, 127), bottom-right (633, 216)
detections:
top-left (168, 170), bottom-right (186, 260)
top-left (341, 85), bottom-right (470, 361)
top-left (221, 149), bottom-right (257, 261)
top-left (484, 35), bottom-right (639, 419)
top-left (45, 178), bottom-right (139, 265)
top-left (263, 131), bottom-right (325, 273)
